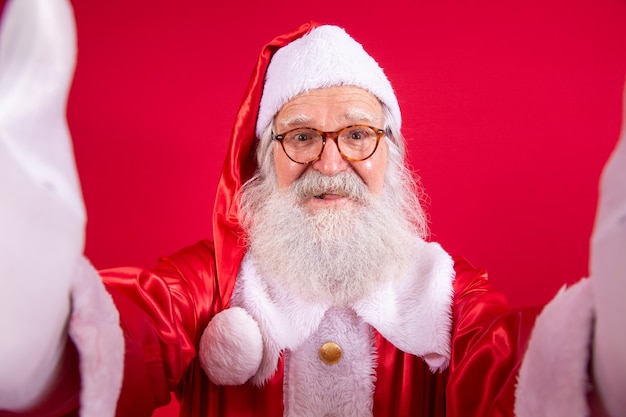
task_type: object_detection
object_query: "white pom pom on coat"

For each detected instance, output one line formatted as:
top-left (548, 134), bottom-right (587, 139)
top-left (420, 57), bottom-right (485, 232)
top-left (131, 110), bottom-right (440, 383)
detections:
top-left (199, 307), bottom-right (263, 386)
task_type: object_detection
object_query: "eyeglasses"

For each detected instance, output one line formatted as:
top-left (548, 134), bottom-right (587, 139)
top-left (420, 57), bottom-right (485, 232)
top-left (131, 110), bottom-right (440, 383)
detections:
top-left (272, 125), bottom-right (386, 164)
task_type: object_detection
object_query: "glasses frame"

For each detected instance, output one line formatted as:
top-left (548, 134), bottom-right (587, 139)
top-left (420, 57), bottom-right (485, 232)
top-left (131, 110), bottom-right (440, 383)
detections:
top-left (272, 124), bottom-right (386, 165)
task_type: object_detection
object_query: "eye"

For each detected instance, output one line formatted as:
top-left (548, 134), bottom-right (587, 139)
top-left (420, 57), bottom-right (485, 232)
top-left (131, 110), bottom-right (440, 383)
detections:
top-left (284, 129), bottom-right (318, 149)
top-left (345, 126), bottom-right (372, 140)
top-left (293, 132), bottom-right (312, 142)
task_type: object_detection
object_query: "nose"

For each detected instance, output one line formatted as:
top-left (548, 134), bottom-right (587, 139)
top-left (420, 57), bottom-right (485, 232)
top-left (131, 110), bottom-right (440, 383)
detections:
top-left (312, 138), bottom-right (350, 176)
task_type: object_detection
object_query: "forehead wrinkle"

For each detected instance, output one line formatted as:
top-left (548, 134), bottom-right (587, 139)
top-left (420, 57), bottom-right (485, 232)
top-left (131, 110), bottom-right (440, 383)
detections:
top-left (274, 98), bottom-right (383, 132)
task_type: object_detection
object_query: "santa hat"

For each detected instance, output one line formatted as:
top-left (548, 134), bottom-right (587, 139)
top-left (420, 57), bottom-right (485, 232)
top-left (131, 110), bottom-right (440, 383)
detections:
top-left (256, 25), bottom-right (401, 139)
top-left (212, 23), bottom-right (400, 309)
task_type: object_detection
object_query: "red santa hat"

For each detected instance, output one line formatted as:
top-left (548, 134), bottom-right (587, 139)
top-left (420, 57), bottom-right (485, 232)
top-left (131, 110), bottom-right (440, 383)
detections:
top-left (256, 25), bottom-right (401, 139)
top-left (212, 23), bottom-right (401, 309)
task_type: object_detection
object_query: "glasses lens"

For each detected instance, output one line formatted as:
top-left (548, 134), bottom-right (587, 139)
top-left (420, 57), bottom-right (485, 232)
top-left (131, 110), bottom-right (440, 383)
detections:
top-left (338, 126), bottom-right (378, 160)
top-left (282, 128), bottom-right (323, 163)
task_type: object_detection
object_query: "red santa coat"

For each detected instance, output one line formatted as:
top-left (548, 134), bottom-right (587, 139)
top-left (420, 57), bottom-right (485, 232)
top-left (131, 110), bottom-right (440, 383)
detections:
top-left (99, 239), bottom-right (539, 417)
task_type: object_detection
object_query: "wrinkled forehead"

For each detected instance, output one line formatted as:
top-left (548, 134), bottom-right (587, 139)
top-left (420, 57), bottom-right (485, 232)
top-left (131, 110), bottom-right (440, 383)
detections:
top-left (272, 86), bottom-right (385, 132)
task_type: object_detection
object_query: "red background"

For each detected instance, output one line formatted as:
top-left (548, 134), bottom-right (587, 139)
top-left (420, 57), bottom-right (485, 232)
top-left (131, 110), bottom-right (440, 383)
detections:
top-left (7, 0), bottom-right (626, 414)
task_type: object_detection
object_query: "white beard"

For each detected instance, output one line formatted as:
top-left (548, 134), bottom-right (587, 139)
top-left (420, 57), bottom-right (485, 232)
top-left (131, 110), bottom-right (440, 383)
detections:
top-left (240, 169), bottom-right (423, 306)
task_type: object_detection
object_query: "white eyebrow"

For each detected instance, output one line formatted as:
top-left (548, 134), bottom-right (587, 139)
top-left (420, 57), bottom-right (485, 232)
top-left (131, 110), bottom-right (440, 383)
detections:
top-left (275, 114), bottom-right (312, 131)
top-left (343, 108), bottom-right (378, 125)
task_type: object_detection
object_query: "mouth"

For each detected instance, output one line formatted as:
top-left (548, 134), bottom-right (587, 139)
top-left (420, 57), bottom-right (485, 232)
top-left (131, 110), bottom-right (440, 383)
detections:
top-left (312, 192), bottom-right (347, 201)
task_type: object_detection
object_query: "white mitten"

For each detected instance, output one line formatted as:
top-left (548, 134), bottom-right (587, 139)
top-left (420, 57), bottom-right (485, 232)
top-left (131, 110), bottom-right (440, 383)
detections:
top-left (590, 82), bottom-right (626, 417)
top-left (0, 0), bottom-right (85, 410)
top-left (199, 307), bottom-right (263, 385)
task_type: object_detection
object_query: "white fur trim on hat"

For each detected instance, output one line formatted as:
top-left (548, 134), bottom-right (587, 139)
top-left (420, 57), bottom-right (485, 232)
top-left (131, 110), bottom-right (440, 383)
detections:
top-left (256, 25), bottom-right (401, 139)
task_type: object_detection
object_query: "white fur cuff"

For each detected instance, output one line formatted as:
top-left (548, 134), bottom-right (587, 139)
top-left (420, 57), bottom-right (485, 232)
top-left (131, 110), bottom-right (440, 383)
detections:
top-left (199, 307), bottom-right (263, 385)
top-left (514, 278), bottom-right (594, 417)
top-left (69, 257), bottom-right (124, 417)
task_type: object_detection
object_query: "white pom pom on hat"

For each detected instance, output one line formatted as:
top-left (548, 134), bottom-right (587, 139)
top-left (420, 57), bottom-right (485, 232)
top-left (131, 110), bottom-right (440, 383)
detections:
top-left (255, 25), bottom-right (401, 139)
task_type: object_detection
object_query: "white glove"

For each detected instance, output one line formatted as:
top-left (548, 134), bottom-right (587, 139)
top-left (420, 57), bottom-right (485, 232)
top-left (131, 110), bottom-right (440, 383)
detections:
top-left (590, 82), bottom-right (626, 417)
top-left (0, 0), bottom-right (85, 410)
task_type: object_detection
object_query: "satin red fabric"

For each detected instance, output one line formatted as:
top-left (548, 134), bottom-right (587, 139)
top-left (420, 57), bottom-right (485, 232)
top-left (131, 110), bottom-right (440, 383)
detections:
top-left (98, 241), bottom-right (538, 417)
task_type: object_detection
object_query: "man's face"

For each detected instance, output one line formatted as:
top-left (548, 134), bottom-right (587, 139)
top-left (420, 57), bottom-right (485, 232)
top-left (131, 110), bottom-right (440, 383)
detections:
top-left (242, 86), bottom-right (424, 304)
top-left (272, 86), bottom-right (388, 213)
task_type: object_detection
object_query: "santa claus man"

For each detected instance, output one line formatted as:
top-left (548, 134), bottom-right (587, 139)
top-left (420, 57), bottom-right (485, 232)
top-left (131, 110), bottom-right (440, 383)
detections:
top-left (0, 1), bottom-right (624, 417)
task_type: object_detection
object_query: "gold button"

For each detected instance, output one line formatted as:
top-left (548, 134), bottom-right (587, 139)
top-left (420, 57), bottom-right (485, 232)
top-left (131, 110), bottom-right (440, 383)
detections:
top-left (319, 342), bottom-right (342, 365)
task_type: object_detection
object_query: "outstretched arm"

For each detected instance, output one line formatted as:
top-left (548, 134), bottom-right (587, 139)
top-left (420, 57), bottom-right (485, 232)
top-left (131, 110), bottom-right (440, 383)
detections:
top-left (590, 81), bottom-right (626, 417)
top-left (0, 1), bottom-right (123, 414)
top-left (515, 83), bottom-right (626, 417)
top-left (0, 0), bottom-right (83, 409)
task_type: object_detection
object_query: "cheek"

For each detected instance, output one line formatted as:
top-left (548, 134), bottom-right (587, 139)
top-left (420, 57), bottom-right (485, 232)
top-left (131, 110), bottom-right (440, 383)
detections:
top-left (354, 142), bottom-right (388, 195)
top-left (274, 143), bottom-right (308, 189)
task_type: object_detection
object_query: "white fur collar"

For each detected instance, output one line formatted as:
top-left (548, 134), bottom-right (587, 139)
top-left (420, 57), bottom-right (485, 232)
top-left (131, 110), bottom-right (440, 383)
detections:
top-left (231, 239), bottom-right (455, 384)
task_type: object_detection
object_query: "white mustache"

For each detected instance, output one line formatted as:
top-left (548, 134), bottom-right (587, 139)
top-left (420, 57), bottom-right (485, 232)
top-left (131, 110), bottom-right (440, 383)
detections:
top-left (290, 171), bottom-right (371, 204)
